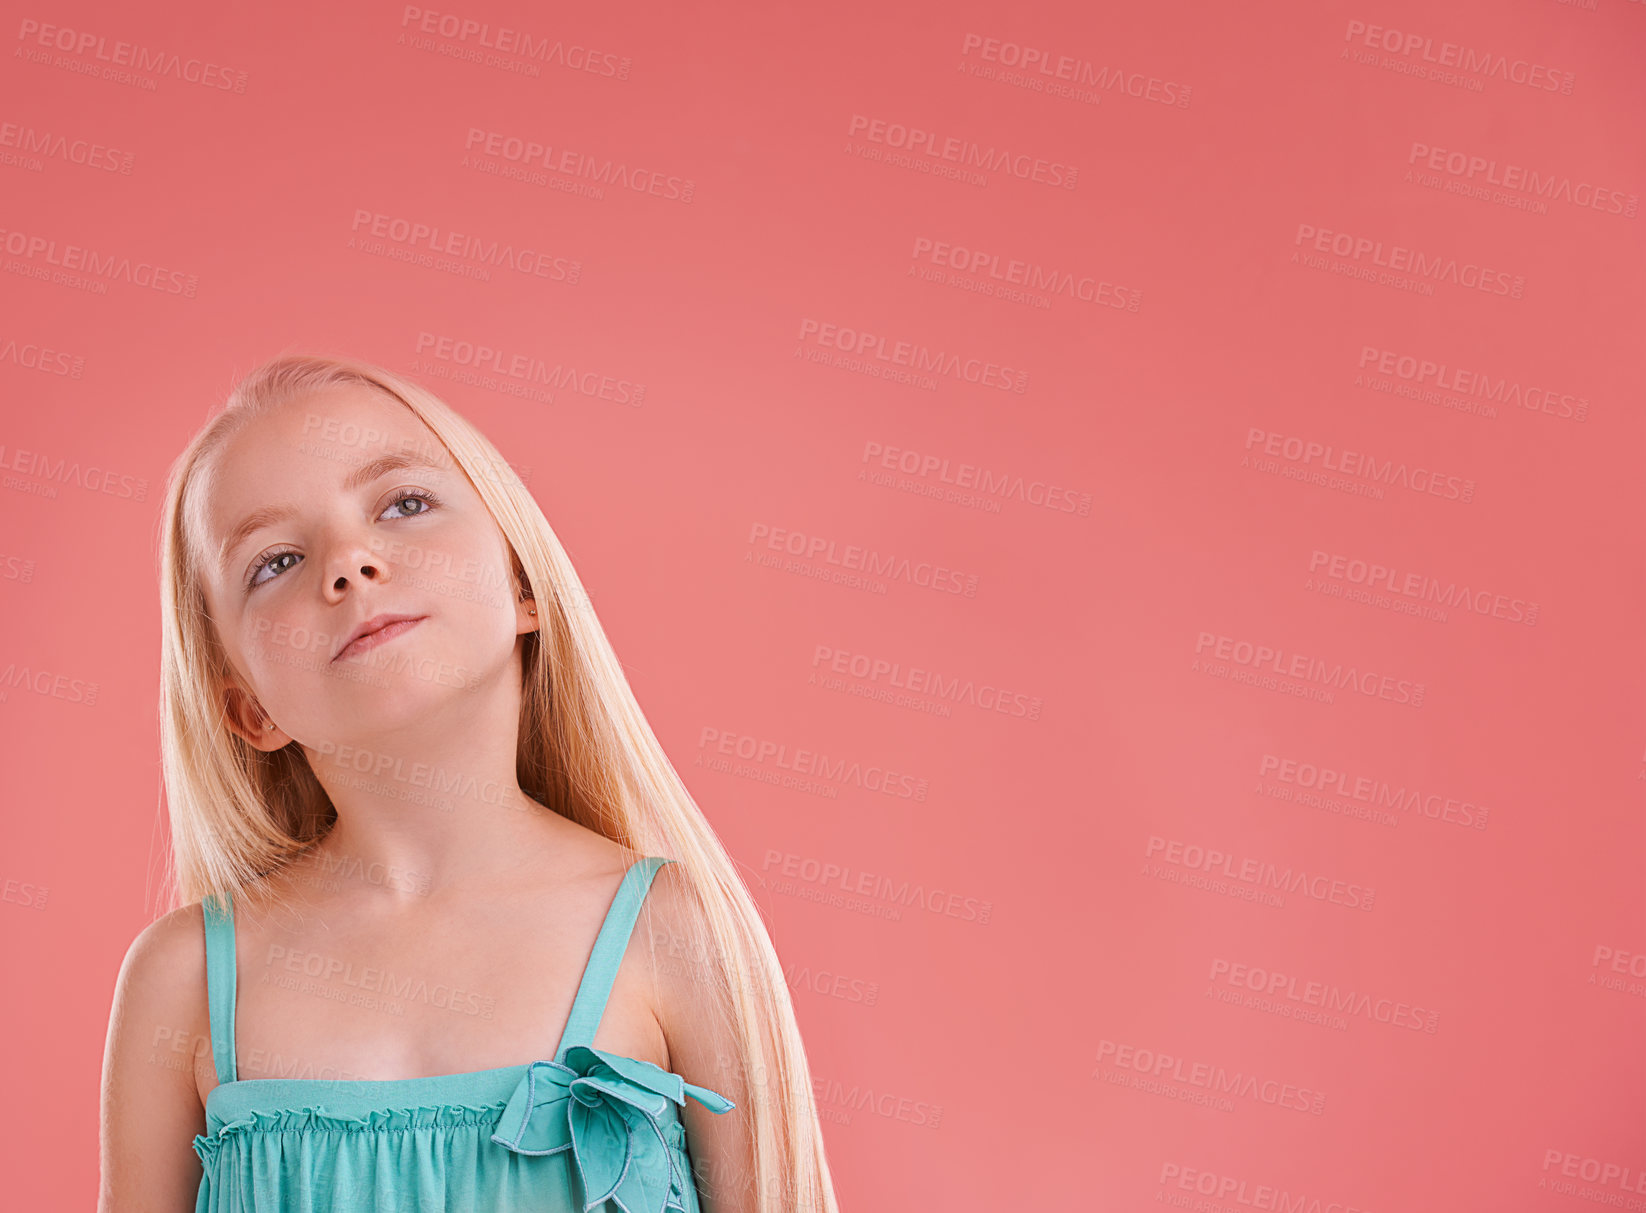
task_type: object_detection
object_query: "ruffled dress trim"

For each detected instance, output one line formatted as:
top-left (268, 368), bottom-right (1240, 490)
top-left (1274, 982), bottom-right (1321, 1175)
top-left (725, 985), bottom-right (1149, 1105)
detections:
top-left (193, 1050), bottom-right (726, 1213)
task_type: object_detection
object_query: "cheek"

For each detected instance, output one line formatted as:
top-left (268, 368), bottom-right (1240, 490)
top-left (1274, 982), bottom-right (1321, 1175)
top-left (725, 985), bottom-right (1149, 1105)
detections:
top-left (242, 610), bottom-right (334, 675)
top-left (442, 586), bottom-right (522, 646)
top-left (413, 528), bottom-right (518, 622)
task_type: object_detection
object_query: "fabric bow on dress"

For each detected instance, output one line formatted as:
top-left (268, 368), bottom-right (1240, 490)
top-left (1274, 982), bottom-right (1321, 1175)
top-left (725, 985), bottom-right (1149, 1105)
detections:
top-left (490, 1045), bottom-right (737, 1213)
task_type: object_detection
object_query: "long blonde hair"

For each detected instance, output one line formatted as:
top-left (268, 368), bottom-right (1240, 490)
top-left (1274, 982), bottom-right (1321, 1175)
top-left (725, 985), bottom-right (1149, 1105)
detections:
top-left (157, 351), bottom-right (837, 1213)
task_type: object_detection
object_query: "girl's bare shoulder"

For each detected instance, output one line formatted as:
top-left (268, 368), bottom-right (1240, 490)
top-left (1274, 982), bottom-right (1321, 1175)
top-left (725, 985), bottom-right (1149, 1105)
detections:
top-left (107, 900), bottom-right (216, 1102)
top-left (115, 900), bottom-right (209, 1015)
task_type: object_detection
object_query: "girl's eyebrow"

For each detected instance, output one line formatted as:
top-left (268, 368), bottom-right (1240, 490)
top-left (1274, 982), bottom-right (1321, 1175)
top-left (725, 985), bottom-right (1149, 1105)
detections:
top-left (216, 452), bottom-right (448, 576)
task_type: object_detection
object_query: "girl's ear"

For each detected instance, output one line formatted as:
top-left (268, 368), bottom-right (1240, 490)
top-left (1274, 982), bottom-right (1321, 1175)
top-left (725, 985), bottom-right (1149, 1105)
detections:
top-left (515, 581), bottom-right (539, 636)
top-left (222, 683), bottom-right (288, 751)
top-left (510, 550), bottom-right (539, 635)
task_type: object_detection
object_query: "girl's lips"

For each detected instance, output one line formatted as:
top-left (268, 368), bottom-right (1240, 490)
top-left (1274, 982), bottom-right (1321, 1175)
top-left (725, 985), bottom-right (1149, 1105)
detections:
top-left (335, 616), bottom-right (426, 661)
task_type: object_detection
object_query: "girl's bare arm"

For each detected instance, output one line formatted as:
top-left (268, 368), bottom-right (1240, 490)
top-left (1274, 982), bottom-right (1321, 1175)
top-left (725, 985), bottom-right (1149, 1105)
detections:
top-left (98, 906), bottom-right (211, 1213)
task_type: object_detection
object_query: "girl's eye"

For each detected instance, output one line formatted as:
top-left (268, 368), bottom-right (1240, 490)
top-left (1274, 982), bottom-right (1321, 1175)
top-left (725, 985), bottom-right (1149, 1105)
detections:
top-left (381, 487), bottom-right (439, 520)
top-left (246, 548), bottom-right (299, 589)
top-left (244, 489), bottom-right (442, 590)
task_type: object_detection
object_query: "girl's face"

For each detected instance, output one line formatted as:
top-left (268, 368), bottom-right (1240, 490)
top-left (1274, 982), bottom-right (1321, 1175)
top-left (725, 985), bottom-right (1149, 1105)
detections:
top-left (197, 384), bottom-right (537, 749)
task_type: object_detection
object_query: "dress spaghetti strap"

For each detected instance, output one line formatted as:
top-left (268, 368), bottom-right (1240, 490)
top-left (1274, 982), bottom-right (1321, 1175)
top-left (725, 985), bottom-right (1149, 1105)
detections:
top-left (553, 855), bottom-right (673, 1058)
top-left (201, 889), bottom-right (238, 1086)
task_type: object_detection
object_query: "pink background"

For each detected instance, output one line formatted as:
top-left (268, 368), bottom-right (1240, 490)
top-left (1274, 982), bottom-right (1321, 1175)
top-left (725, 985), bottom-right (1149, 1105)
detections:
top-left (2, 0), bottom-right (1643, 1208)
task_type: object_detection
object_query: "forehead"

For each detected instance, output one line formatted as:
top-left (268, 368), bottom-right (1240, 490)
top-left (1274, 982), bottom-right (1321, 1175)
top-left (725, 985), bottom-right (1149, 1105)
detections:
top-left (201, 384), bottom-right (449, 560)
top-left (219, 382), bottom-right (435, 471)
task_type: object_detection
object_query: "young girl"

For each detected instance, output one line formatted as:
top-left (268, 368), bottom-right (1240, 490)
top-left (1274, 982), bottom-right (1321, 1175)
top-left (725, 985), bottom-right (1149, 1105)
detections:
top-left (98, 353), bottom-right (838, 1213)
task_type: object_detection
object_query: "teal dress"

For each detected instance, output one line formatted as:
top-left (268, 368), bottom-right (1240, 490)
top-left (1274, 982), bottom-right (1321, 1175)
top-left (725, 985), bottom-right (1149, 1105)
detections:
top-left (193, 855), bottom-right (737, 1212)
